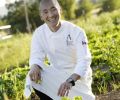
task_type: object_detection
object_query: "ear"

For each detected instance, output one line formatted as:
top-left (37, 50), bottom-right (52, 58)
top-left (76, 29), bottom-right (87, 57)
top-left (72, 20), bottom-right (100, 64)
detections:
top-left (59, 7), bottom-right (62, 14)
top-left (40, 14), bottom-right (43, 21)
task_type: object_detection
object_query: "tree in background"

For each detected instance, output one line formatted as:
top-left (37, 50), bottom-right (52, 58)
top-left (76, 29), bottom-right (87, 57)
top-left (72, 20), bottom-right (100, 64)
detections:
top-left (102, 0), bottom-right (120, 12)
top-left (3, 0), bottom-right (43, 33)
top-left (2, 0), bottom-right (77, 33)
top-left (76, 0), bottom-right (94, 18)
top-left (3, 1), bottom-right (25, 33)
top-left (58, 0), bottom-right (76, 20)
top-left (3, 0), bottom-right (77, 33)
top-left (28, 1), bottom-right (43, 30)
top-left (5, 0), bottom-right (120, 33)
top-left (0, 20), bottom-right (6, 26)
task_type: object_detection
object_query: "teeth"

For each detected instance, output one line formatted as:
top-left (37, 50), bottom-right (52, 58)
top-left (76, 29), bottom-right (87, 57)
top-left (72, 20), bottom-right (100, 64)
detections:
top-left (49, 18), bottom-right (55, 22)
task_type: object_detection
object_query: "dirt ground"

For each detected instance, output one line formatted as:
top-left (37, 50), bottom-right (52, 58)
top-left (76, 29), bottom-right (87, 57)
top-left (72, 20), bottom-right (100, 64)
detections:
top-left (31, 90), bottom-right (120, 100)
top-left (96, 90), bottom-right (120, 100)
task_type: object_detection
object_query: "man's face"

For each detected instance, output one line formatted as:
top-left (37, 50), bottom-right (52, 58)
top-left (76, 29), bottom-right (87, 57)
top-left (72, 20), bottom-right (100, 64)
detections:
top-left (40, 1), bottom-right (61, 29)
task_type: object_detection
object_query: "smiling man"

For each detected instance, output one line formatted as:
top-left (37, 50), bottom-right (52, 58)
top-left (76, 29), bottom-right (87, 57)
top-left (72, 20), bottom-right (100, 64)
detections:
top-left (26, 0), bottom-right (95, 100)
top-left (39, 0), bottom-right (61, 32)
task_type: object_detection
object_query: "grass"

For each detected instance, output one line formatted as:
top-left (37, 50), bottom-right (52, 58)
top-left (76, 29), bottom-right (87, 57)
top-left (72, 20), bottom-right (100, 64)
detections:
top-left (0, 33), bottom-right (32, 73)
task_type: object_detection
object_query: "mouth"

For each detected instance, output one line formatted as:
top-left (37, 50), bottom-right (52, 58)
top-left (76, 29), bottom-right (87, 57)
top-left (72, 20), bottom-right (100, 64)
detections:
top-left (48, 17), bottom-right (57, 23)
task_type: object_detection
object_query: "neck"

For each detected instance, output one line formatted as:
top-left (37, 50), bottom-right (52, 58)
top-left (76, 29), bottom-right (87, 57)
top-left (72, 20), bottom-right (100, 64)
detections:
top-left (49, 22), bottom-right (61, 32)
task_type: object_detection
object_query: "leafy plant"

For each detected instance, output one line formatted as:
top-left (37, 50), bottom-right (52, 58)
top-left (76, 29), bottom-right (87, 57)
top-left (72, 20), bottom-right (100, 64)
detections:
top-left (0, 67), bottom-right (29, 100)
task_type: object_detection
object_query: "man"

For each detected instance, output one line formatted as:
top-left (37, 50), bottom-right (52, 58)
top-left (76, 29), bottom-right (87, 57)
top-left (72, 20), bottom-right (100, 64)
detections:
top-left (25, 0), bottom-right (95, 100)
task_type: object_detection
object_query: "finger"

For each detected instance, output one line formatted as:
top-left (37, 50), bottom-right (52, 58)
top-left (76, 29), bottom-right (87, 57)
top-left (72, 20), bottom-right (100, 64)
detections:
top-left (61, 84), bottom-right (69, 96)
top-left (60, 83), bottom-right (68, 96)
top-left (58, 84), bottom-right (64, 96)
top-left (36, 72), bottom-right (39, 81)
top-left (32, 73), bottom-right (35, 81)
top-left (36, 73), bottom-right (41, 83)
top-left (58, 85), bottom-right (62, 96)
top-left (37, 73), bottom-right (41, 80)
top-left (33, 71), bottom-right (38, 82)
top-left (35, 72), bottom-right (40, 82)
top-left (29, 72), bottom-right (34, 81)
top-left (61, 88), bottom-right (67, 97)
top-left (33, 73), bottom-right (36, 82)
top-left (65, 90), bottom-right (69, 96)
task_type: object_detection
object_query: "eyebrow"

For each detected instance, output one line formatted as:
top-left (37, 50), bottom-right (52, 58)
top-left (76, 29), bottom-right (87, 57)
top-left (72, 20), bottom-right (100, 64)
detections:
top-left (50, 6), bottom-right (56, 9)
top-left (42, 9), bottom-right (47, 12)
top-left (42, 6), bottom-right (56, 12)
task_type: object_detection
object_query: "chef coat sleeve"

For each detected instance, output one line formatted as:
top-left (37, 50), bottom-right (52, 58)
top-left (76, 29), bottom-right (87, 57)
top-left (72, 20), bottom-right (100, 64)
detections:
top-left (29, 30), bottom-right (46, 69)
top-left (74, 28), bottom-right (92, 79)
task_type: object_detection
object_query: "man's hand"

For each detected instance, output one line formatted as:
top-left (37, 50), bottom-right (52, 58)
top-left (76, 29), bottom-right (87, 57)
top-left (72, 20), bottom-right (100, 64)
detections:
top-left (58, 73), bottom-right (80, 97)
top-left (58, 81), bottom-right (72, 97)
top-left (29, 64), bottom-right (42, 83)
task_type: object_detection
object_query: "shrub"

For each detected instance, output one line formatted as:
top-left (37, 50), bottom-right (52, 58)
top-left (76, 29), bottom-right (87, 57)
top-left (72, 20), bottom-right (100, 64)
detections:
top-left (0, 34), bottom-right (31, 72)
top-left (102, 0), bottom-right (120, 12)
top-left (0, 67), bottom-right (29, 100)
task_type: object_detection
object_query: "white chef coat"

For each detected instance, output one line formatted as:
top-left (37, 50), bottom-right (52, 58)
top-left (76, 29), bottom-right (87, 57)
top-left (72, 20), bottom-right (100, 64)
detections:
top-left (25, 20), bottom-right (95, 100)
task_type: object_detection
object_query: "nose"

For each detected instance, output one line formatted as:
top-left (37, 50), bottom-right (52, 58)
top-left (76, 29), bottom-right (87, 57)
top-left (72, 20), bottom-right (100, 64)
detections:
top-left (48, 11), bottom-right (54, 18)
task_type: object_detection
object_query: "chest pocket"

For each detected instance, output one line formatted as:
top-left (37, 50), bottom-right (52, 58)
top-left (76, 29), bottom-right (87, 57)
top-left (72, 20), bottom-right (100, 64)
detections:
top-left (52, 35), bottom-right (67, 52)
top-left (53, 34), bottom-right (75, 54)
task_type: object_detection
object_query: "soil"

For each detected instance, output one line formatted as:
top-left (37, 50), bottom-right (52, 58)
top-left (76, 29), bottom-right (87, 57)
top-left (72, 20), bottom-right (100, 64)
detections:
top-left (96, 90), bottom-right (120, 100)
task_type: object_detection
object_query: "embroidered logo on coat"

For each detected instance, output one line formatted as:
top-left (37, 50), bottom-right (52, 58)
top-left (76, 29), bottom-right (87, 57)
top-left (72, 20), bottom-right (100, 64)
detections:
top-left (82, 41), bottom-right (87, 45)
top-left (66, 34), bottom-right (73, 46)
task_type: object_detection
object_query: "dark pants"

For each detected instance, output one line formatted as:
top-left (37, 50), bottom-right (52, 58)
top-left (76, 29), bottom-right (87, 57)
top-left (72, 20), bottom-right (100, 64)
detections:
top-left (34, 88), bottom-right (53, 100)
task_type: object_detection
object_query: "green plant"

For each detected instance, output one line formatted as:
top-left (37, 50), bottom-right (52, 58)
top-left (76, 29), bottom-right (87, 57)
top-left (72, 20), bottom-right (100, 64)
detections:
top-left (101, 0), bottom-right (120, 12)
top-left (0, 33), bottom-right (31, 73)
top-left (0, 67), bottom-right (29, 100)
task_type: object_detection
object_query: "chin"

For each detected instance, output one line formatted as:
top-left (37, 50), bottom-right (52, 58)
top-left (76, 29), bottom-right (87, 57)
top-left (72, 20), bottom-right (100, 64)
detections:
top-left (49, 22), bottom-right (58, 27)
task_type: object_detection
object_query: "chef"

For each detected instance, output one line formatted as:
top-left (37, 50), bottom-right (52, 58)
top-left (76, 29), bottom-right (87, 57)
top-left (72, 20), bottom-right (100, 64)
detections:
top-left (24, 0), bottom-right (95, 100)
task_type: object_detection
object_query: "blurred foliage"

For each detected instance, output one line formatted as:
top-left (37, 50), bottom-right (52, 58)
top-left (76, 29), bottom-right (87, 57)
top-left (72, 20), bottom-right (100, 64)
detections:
top-left (0, 20), bottom-right (6, 26)
top-left (74, 9), bottom-right (120, 94)
top-left (0, 67), bottom-right (83, 100)
top-left (1, 0), bottom-right (120, 33)
top-left (76, 0), bottom-right (94, 17)
top-left (0, 67), bottom-right (29, 100)
top-left (0, 34), bottom-right (31, 73)
top-left (2, 0), bottom-right (43, 33)
top-left (101, 0), bottom-right (120, 12)
top-left (58, 0), bottom-right (76, 20)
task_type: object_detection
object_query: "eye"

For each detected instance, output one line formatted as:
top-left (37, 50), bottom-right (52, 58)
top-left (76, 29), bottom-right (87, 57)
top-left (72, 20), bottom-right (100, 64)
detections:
top-left (43, 11), bottom-right (48, 14)
top-left (42, 10), bottom-right (48, 14)
top-left (51, 7), bottom-right (57, 12)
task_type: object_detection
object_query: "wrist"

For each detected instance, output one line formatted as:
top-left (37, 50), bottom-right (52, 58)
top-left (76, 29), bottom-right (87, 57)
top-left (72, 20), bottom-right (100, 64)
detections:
top-left (66, 78), bottom-right (75, 86)
top-left (31, 64), bottom-right (42, 70)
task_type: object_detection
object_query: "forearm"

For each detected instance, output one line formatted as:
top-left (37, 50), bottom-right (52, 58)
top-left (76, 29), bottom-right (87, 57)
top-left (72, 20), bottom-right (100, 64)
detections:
top-left (31, 64), bottom-right (43, 70)
top-left (67, 73), bottom-right (80, 82)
